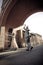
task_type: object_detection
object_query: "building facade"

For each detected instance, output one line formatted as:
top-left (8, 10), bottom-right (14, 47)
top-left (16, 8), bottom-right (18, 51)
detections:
top-left (30, 33), bottom-right (43, 47)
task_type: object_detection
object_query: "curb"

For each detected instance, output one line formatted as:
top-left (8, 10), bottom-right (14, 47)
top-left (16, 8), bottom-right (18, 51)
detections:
top-left (0, 48), bottom-right (27, 56)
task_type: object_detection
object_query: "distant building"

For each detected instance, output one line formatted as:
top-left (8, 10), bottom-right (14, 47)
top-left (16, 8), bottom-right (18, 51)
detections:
top-left (30, 33), bottom-right (43, 47)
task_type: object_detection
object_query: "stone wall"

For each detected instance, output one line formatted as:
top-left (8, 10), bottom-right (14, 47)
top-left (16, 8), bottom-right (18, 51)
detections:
top-left (12, 27), bottom-right (26, 49)
top-left (30, 33), bottom-right (43, 47)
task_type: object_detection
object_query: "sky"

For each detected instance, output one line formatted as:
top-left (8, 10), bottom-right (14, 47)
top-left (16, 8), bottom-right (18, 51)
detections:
top-left (24, 12), bottom-right (43, 38)
top-left (0, 0), bottom-right (2, 11)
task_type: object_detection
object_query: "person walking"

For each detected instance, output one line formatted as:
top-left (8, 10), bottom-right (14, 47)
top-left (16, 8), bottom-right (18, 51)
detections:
top-left (23, 26), bottom-right (32, 51)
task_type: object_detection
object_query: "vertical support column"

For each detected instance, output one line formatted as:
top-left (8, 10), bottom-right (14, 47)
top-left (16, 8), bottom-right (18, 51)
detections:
top-left (11, 29), bottom-right (18, 49)
top-left (21, 30), bottom-right (26, 47)
top-left (21, 29), bottom-right (23, 38)
top-left (0, 26), bottom-right (5, 49)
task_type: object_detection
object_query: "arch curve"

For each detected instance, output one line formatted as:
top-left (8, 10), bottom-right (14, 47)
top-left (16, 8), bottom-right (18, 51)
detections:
top-left (1, 0), bottom-right (43, 29)
top-left (1, 0), bottom-right (18, 26)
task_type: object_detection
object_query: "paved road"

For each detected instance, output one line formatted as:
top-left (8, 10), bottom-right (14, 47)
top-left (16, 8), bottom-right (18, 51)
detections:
top-left (0, 45), bottom-right (43, 65)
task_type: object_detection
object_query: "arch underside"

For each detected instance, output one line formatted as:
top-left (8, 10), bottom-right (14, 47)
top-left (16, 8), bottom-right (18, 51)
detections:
top-left (1, 0), bottom-right (43, 28)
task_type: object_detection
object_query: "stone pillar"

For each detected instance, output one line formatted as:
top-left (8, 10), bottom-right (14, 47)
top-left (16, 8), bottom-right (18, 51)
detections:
top-left (21, 30), bottom-right (26, 47)
top-left (11, 30), bottom-right (18, 49)
top-left (0, 26), bottom-right (5, 49)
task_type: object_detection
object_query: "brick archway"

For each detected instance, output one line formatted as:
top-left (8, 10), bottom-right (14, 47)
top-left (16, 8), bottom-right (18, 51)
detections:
top-left (1, 0), bottom-right (43, 49)
top-left (1, 0), bottom-right (43, 29)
